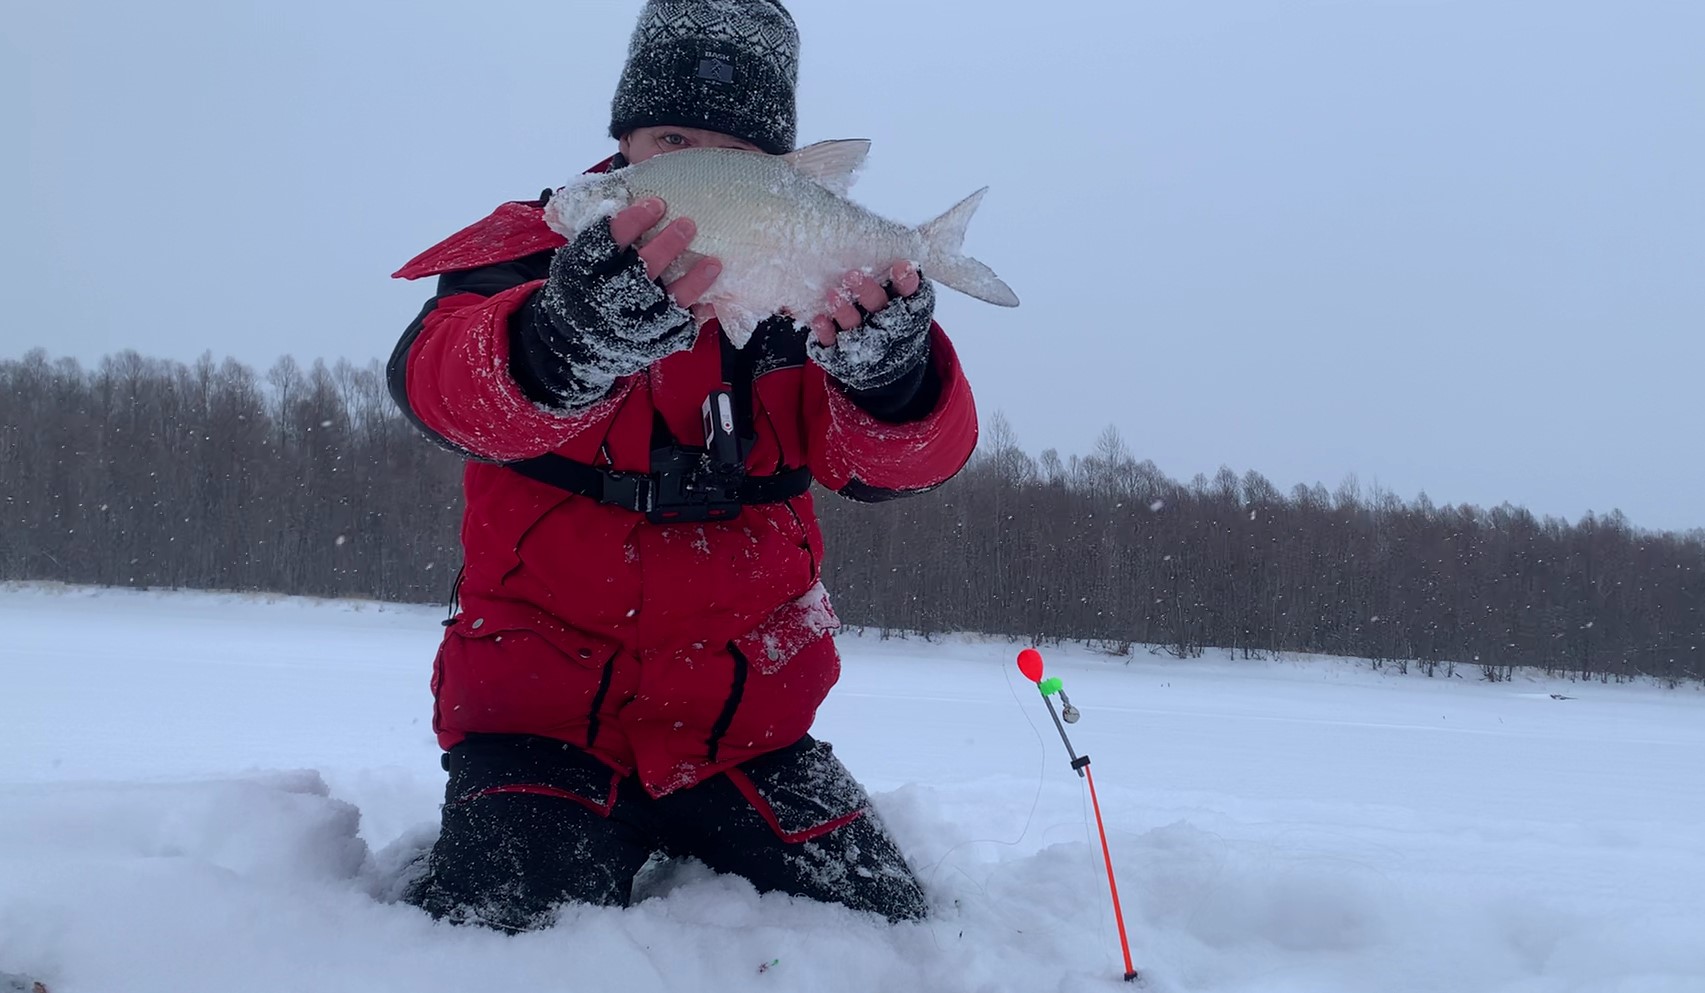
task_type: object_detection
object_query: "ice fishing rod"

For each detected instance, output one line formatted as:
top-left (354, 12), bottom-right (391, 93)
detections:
top-left (1017, 647), bottom-right (1139, 983)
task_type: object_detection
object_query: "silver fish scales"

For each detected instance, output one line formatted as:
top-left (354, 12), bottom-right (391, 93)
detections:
top-left (545, 139), bottom-right (1020, 347)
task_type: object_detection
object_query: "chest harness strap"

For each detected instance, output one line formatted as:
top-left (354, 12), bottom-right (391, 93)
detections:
top-left (506, 331), bottom-right (810, 523)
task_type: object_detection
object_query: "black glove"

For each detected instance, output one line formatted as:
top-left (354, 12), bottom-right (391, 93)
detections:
top-left (511, 218), bottom-right (698, 411)
top-left (807, 276), bottom-right (935, 393)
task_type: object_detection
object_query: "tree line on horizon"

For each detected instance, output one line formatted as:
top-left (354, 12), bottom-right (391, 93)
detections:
top-left (2, 348), bottom-right (1700, 686)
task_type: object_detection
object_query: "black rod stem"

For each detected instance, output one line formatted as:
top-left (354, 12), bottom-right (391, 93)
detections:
top-left (1042, 694), bottom-right (1086, 777)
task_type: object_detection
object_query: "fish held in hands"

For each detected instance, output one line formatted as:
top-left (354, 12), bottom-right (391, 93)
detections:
top-left (544, 139), bottom-right (1020, 347)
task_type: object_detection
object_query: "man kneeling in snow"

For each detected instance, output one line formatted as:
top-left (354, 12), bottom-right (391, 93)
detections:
top-left (386, 0), bottom-right (978, 930)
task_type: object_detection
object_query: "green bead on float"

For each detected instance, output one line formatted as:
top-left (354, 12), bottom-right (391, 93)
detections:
top-left (1038, 676), bottom-right (1064, 696)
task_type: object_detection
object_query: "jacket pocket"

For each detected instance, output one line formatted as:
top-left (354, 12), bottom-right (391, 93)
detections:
top-left (731, 581), bottom-right (841, 677)
top-left (434, 602), bottom-right (621, 739)
top-left (449, 601), bottom-right (618, 668)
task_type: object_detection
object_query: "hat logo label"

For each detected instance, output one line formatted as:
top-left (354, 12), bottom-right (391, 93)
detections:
top-left (697, 53), bottom-right (735, 84)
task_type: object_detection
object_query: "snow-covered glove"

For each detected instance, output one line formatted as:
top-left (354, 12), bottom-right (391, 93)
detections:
top-left (807, 277), bottom-right (935, 394)
top-left (513, 217), bottom-right (698, 410)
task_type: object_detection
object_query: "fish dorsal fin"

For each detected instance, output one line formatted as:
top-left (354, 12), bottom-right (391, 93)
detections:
top-left (781, 139), bottom-right (871, 197)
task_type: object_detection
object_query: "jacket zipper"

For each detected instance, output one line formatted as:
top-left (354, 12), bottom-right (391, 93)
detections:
top-left (705, 643), bottom-right (750, 763)
top-left (584, 653), bottom-right (617, 749)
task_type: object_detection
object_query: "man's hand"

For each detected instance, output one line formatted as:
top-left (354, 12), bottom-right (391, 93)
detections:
top-left (805, 260), bottom-right (934, 394)
top-left (610, 198), bottom-right (722, 306)
top-left (519, 197), bottom-right (723, 410)
top-left (808, 261), bottom-right (922, 348)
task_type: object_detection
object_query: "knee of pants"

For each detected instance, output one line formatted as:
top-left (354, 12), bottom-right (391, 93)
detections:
top-left (412, 737), bottom-right (653, 931)
top-left (415, 791), bottom-right (654, 930)
top-left (714, 737), bottom-right (930, 922)
top-left (788, 810), bottom-right (930, 923)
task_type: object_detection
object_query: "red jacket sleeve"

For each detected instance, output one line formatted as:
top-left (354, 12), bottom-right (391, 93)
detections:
top-left (402, 283), bottom-right (634, 462)
top-left (804, 323), bottom-right (978, 498)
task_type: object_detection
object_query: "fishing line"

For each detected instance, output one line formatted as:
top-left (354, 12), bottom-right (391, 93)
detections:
top-left (916, 648), bottom-right (1062, 950)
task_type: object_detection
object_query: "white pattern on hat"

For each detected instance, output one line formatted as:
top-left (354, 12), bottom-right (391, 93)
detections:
top-left (610, 0), bottom-right (800, 154)
top-left (629, 0), bottom-right (799, 80)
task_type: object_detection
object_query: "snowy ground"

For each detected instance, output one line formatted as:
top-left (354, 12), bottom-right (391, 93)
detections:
top-left (2, 584), bottom-right (1702, 993)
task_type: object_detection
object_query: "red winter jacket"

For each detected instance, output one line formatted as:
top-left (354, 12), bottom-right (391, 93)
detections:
top-left (389, 163), bottom-right (978, 796)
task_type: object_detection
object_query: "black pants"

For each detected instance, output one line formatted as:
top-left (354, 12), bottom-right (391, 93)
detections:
top-left (404, 733), bottom-right (927, 931)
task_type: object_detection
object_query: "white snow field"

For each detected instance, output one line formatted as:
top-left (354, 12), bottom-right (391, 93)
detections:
top-left (2, 584), bottom-right (1702, 993)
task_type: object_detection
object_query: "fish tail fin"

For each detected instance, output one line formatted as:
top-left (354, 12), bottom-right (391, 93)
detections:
top-left (917, 188), bottom-right (1020, 307)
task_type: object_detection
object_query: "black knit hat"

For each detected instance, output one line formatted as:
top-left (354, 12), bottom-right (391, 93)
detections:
top-left (609, 0), bottom-right (800, 156)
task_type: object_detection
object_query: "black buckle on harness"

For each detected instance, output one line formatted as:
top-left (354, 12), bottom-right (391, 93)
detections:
top-left (643, 446), bottom-right (744, 524)
top-left (598, 470), bottom-right (655, 515)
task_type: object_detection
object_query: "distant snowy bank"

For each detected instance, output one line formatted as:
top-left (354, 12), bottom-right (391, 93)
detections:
top-left (5, 581), bottom-right (1696, 694)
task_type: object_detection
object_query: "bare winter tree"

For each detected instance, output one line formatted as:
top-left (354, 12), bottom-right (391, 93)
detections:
top-left (3, 354), bottom-right (1701, 686)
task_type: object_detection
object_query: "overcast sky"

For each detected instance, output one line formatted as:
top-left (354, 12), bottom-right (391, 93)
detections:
top-left (6, 1), bottom-right (1702, 532)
